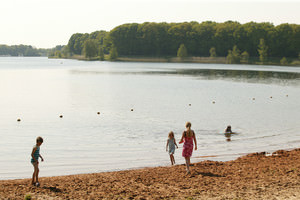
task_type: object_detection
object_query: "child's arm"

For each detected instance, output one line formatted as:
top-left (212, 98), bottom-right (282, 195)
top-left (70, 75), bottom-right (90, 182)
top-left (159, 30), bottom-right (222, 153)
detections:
top-left (31, 147), bottom-right (38, 163)
top-left (39, 154), bottom-right (44, 162)
top-left (166, 140), bottom-right (169, 151)
top-left (174, 138), bottom-right (178, 148)
top-left (193, 131), bottom-right (197, 150)
top-left (179, 132), bottom-right (184, 144)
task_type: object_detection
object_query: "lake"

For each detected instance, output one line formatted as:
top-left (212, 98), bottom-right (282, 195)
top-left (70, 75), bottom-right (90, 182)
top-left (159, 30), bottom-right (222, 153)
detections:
top-left (0, 57), bottom-right (299, 180)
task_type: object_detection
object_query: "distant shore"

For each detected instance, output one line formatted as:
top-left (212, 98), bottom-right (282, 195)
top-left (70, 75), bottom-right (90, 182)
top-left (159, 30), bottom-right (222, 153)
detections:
top-left (49, 55), bottom-right (300, 66)
top-left (1, 148), bottom-right (299, 199)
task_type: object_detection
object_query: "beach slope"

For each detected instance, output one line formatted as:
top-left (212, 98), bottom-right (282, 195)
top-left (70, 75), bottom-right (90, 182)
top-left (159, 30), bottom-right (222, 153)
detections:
top-left (1, 149), bottom-right (299, 199)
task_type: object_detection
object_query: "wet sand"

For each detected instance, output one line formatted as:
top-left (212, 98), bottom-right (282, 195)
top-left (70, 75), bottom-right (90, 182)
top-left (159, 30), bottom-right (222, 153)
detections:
top-left (1, 149), bottom-right (299, 199)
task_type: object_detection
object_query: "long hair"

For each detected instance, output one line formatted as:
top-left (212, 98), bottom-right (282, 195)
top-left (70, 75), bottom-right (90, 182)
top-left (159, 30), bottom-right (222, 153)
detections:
top-left (185, 122), bottom-right (192, 137)
top-left (168, 131), bottom-right (174, 139)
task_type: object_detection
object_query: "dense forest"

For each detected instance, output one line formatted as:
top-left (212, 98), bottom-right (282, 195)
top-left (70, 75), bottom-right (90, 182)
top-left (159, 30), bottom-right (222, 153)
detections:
top-left (64, 21), bottom-right (300, 64)
top-left (1, 21), bottom-right (299, 65)
top-left (0, 44), bottom-right (49, 57)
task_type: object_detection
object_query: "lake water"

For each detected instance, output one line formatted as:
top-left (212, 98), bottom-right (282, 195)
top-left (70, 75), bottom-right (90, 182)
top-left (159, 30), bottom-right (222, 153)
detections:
top-left (0, 57), bottom-right (299, 180)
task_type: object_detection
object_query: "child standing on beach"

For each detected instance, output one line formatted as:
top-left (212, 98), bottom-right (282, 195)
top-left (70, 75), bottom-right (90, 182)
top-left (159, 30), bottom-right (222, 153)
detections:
top-left (31, 136), bottom-right (44, 186)
top-left (179, 122), bottom-right (197, 174)
top-left (166, 131), bottom-right (178, 165)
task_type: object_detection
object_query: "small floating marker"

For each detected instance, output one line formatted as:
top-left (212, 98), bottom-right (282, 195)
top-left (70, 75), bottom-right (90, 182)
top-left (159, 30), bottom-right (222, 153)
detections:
top-left (17, 119), bottom-right (21, 122)
top-left (59, 115), bottom-right (63, 118)
top-left (131, 109), bottom-right (134, 111)
top-left (97, 112), bottom-right (100, 115)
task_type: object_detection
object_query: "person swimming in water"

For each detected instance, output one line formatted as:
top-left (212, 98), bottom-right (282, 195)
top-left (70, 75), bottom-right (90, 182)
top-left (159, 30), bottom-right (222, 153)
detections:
top-left (225, 125), bottom-right (232, 134)
top-left (224, 125), bottom-right (234, 142)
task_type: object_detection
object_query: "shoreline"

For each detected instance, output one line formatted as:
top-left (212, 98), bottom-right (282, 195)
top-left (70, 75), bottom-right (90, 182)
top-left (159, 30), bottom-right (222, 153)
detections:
top-left (49, 55), bottom-right (300, 66)
top-left (1, 148), bottom-right (299, 199)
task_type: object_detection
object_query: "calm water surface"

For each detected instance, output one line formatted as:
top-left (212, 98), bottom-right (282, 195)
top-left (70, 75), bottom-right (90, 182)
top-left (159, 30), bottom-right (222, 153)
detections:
top-left (0, 57), bottom-right (299, 179)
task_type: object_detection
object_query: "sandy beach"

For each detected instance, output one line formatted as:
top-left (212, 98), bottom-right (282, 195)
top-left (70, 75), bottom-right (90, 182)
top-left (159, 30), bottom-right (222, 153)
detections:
top-left (1, 148), bottom-right (299, 199)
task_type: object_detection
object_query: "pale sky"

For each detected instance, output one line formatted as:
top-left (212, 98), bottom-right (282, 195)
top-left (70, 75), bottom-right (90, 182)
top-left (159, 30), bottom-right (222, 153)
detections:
top-left (1, 0), bottom-right (299, 48)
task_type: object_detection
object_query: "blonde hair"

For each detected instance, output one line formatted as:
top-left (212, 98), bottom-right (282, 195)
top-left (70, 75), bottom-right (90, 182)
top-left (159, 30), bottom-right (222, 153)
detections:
top-left (185, 122), bottom-right (191, 128)
top-left (168, 131), bottom-right (174, 138)
top-left (185, 122), bottom-right (193, 137)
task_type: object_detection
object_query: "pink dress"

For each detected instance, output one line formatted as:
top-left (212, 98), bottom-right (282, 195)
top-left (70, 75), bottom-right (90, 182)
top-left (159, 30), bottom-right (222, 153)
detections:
top-left (182, 131), bottom-right (194, 158)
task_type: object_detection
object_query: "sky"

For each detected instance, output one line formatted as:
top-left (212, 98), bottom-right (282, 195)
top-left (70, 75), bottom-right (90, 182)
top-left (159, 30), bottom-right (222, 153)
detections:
top-left (1, 0), bottom-right (299, 48)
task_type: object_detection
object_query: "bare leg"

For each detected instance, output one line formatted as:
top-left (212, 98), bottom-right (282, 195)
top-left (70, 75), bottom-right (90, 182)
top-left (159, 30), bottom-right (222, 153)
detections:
top-left (32, 163), bottom-right (38, 185)
top-left (173, 155), bottom-right (176, 164)
top-left (171, 154), bottom-right (175, 165)
top-left (169, 155), bottom-right (173, 165)
top-left (185, 157), bottom-right (190, 173)
top-left (35, 164), bottom-right (39, 184)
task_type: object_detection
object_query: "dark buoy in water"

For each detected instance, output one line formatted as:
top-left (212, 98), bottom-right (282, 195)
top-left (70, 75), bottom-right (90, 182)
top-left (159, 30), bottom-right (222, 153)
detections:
top-left (17, 119), bottom-right (21, 122)
top-left (59, 115), bottom-right (63, 118)
top-left (131, 109), bottom-right (133, 111)
top-left (97, 112), bottom-right (100, 115)
top-left (270, 96), bottom-right (273, 99)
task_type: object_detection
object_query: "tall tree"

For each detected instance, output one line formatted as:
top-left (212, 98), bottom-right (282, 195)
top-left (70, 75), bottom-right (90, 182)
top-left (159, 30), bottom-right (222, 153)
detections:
top-left (83, 39), bottom-right (98, 58)
top-left (209, 47), bottom-right (216, 57)
top-left (226, 50), bottom-right (233, 64)
top-left (109, 46), bottom-right (118, 60)
top-left (99, 47), bottom-right (104, 61)
top-left (177, 44), bottom-right (188, 59)
top-left (241, 51), bottom-right (250, 63)
top-left (258, 38), bottom-right (268, 63)
top-left (232, 45), bottom-right (241, 64)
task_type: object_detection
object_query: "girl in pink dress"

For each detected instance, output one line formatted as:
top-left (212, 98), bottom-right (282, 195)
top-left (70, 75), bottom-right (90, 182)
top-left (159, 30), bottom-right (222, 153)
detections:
top-left (179, 122), bottom-right (197, 173)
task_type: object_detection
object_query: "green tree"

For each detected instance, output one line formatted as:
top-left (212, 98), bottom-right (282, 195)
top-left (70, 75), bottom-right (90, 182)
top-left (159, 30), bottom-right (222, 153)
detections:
top-left (109, 46), bottom-right (118, 60)
top-left (67, 33), bottom-right (89, 55)
top-left (258, 38), bottom-right (268, 63)
top-left (192, 21), bottom-right (217, 56)
top-left (226, 50), bottom-right (233, 64)
top-left (280, 57), bottom-right (288, 65)
top-left (55, 51), bottom-right (62, 58)
top-left (232, 45), bottom-right (241, 63)
top-left (83, 39), bottom-right (98, 58)
top-left (99, 47), bottom-right (104, 61)
top-left (214, 21), bottom-right (241, 56)
top-left (241, 51), bottom-right (250, 63)
top-left (177, 44), bottom-right (188, 60)
top-left (209, 47), bottom-right (216, 57)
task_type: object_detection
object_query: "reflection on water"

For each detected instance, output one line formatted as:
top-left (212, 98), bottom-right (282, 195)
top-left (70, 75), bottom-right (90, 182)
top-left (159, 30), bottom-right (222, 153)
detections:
top-left (170, 69), bottom-right (300, 82)
top-left (71, 68), bottom-right (300, 85)
top-left (224, 133), bottom-right (232, 142)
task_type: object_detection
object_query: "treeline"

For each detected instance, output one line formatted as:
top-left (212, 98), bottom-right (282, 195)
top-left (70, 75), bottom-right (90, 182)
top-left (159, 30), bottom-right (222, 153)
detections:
top-left (0, 44), bottom-right (49, 57)
top-left (1, 21), bottom-right (299, 64)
